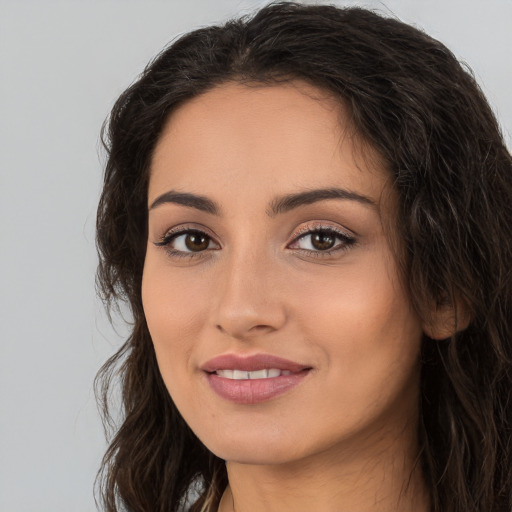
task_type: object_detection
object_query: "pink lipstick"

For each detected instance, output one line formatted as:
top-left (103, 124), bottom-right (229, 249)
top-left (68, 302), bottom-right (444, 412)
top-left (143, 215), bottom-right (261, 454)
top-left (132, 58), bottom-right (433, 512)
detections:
top-left (201, 354), bottom-right (311, 404)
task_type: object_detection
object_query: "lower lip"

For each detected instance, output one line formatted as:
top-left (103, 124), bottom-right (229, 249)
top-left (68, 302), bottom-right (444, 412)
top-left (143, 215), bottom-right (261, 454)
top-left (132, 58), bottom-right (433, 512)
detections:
top-left (205, 371), bottom-right (310, 404)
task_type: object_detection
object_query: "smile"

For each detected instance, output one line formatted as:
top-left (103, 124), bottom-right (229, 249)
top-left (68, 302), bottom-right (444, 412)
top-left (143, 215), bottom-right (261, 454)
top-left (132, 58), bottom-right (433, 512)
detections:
top-left (201, 353), bottom-right (311, 404)
top-left (215, 369), bottom-right (292, 379)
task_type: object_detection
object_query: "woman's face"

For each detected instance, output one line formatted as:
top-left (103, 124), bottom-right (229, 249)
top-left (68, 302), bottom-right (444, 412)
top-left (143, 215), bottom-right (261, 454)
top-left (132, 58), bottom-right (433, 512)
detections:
top-left (142, 81), bottom-right (424, 465)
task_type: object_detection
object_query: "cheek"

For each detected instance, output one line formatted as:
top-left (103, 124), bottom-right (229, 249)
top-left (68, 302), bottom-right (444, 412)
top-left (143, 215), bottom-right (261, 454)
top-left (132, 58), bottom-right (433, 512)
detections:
top-left (294, 255), bottom-right (415, 340)
top-left (141, 256), bottom-right (211, 389)
top-left (291, 250), bottom-right (422, 405)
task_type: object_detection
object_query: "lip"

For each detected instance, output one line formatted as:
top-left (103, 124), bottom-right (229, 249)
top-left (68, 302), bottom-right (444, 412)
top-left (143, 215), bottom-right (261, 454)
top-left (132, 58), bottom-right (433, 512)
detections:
top-left (201, 353), bottom-right (310, 373)
top-left (201, 353), bottom-right (312, 404)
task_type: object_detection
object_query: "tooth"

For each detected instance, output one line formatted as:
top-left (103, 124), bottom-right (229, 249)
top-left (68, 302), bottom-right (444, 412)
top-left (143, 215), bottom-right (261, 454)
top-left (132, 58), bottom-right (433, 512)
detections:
top-left (216, 368), bottom-right (293, 380)
top-left (248, 369), bottom-right (269, 379)
top-left (217, 369), bottom-right (234, 379)
top-left (233, 370), bottom-right (249, 380)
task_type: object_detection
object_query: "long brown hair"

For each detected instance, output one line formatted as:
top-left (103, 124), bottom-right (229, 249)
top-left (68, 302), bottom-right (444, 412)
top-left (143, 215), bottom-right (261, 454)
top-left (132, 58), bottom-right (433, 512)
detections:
top-left (95, 3), bottom-right (512, 511)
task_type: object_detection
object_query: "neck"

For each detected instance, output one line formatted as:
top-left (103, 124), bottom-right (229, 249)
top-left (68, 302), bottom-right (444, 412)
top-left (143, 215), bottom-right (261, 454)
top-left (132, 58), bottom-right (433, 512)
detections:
top-left (217, 421), bottom-right (430, 512)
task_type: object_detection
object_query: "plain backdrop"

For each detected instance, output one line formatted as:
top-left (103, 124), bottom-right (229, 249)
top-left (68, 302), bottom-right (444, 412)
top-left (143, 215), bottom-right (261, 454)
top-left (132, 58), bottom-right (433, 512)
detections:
top-left (1, 1), bottom-right (510, 511)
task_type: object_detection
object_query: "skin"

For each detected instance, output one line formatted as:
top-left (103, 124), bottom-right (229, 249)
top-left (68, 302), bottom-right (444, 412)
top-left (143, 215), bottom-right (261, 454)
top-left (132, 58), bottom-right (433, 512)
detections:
top-left (142, 81), bottom-right (431, 511)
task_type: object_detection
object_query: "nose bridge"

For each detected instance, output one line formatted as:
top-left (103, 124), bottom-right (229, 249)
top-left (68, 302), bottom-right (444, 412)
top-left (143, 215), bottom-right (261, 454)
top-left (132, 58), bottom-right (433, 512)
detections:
top-left (213, 238), bottom-right (286, 338)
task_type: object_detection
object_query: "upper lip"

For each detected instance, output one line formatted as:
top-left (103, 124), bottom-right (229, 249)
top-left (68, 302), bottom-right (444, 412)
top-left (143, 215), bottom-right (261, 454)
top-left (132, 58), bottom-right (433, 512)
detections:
top-left (201, 353), bottom-right (311, 373)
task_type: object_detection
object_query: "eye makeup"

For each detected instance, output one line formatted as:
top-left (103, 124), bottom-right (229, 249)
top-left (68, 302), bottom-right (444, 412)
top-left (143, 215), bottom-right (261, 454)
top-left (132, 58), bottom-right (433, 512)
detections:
top-left (287, 222), bottom-right (357, 258)
top-left (153, 224), bottom-right (220, 260)
top-left (152, 220), bottom-right (357, 261)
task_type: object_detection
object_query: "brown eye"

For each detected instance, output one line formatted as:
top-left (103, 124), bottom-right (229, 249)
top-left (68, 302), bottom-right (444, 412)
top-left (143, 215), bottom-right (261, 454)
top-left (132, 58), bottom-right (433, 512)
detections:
top-left (184, 232), bottom-right (210, 251)
top-left (155, 229), bottom-right (219, 255)
top-left (289, 227), bottom-right (356, 256)
top-left (310, 231), bottom-right (336, 250)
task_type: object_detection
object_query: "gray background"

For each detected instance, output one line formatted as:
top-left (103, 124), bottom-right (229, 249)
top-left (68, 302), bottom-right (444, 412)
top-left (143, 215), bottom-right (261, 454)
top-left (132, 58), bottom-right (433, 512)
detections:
top-left (1, 1), bottom-right (510, 510)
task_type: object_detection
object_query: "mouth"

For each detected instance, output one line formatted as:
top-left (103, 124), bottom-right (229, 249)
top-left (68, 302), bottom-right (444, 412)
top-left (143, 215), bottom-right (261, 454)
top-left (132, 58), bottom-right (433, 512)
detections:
top-left (201, 353), bottom-right (310, 373)
top-left (201, 353), bottom-right (312, 404)
top-left (214, 368), bottom-right (293, 379)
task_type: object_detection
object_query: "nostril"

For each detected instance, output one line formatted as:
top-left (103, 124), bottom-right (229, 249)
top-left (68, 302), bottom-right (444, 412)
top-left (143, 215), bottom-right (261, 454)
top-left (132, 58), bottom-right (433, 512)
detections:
top-left (215, 322), bottom-right (276, 339)
top-left (250, 324), bottom-right (274, 332)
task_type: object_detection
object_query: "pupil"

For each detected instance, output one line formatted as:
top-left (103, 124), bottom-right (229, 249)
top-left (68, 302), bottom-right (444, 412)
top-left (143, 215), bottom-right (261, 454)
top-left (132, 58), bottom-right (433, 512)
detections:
top-left (312, 232), bottom-right (335, 250)
top-left (185, 233), bottom-right (209, 251)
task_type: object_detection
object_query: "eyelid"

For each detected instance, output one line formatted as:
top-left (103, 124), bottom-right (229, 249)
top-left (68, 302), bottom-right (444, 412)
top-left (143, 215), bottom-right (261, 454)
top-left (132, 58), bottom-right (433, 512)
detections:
top-left (154, 223), bottom-right (220, 247)
top-left (152, 221), bottom-right (356, 260)
top-left (152, 225), bottom-right (221, 262)
top-left (286, 222), bottom-right (357, 256)
top-left (288, 221), bottom-right (355, 243)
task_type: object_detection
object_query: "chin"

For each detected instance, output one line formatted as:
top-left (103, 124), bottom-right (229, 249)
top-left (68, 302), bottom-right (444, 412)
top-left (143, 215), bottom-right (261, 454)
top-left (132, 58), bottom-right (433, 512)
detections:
top-left (208, 441), bottom-right (303, 466)
top-left (194, 419), bottom-right (326, 466)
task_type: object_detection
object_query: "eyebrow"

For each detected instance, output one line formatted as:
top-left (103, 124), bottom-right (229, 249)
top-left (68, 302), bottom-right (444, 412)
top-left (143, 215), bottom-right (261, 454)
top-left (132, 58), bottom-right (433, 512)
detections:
top-left (267, 187), bottom-right (376, 216)
top-left (149, 191), bottom-right (219, 214)
top-left (149, 187), bottom-right (376, 216)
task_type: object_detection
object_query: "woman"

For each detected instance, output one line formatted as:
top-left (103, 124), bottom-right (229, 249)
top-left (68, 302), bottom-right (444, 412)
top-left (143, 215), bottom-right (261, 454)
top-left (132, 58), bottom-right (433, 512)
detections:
top-left (95, 2), bottom-right (512, 511)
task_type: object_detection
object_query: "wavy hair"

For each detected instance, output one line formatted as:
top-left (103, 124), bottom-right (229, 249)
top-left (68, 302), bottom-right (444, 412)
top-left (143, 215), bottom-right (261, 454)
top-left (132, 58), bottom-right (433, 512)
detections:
top-left (95, 3), bottom-right (512, 511)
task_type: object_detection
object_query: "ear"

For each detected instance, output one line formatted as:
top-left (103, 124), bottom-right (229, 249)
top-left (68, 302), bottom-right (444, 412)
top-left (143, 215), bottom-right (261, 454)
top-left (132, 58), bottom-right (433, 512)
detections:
top-left (422, 300), bottom-right (471, 340)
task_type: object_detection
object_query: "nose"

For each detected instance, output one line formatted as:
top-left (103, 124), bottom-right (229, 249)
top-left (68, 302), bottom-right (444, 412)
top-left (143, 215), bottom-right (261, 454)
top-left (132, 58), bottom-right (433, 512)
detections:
top-left (212, 247), bottom-right (287, 340)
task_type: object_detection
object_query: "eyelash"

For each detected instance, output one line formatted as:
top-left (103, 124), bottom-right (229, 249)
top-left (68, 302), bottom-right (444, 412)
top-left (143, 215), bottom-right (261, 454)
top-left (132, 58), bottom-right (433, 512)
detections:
top-left (289, 224), bottom-right (356, 257)
top-left (154, 226), bottom-right (219, 260)
top-left (154, 224), bottom-right (356, 260)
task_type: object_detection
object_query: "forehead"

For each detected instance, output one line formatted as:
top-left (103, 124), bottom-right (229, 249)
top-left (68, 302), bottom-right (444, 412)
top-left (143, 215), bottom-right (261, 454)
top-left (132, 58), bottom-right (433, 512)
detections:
top-left (149, 81), bottom-right (391, 208)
